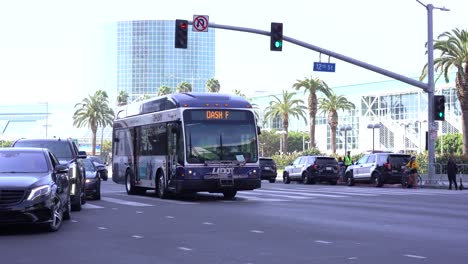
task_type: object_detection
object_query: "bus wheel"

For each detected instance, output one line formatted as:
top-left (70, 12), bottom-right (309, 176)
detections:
top-left (156, 173), bottom-right (168, 199)
top-left (125, 170), bottom-right (138, 195)
top-left (222, 190), bottom-right (237, 200)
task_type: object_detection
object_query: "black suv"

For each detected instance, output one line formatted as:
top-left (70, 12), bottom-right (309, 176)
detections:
top-left (283, 156), bottom-right (339, 185)
top-left (12, 138), bottom-right (87, 211)
top-left (259, 157), bottom-right (277, 183)
top-left (344, 152), bottom-right (411, 187)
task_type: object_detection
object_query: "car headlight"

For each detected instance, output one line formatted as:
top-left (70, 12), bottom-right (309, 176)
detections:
top-left (27, 185), bottom-right (51, 201)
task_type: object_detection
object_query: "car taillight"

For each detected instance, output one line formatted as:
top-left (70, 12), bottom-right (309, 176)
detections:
top-left (384, 162), bottom-right (392, 170)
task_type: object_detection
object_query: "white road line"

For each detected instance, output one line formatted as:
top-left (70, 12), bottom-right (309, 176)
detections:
top-left (97, 227), bottom-right (107, 230)
top-left (404, 254), bottom-right (427, 259)
top-left (238, 191), bottom-right (311, 199)
top-left (132, 235), bottom-right (143, 239)
top-left (82, 203), bottom-right (105, 209)
top-left (114, 193), bottom-right (199, 205)
top-left (202, 222), bottom-right (214, 225)
top-left (250, 230), bottom-right (264, 233)
top-left (226, 196), bottom-right (289, 202)
top-left (315, 240), bottom-right (332, 244)
top-left (165, 215), bottom-right (175, 219)
top-left (178, 247), bottom-right (192, 251)
top-left (256, 188), bottom-right (347, 198)
top-left (101, 197), bottom-right (153, 207)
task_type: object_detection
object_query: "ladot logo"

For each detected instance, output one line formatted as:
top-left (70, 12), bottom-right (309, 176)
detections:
top-left (212, 168), bottom-right (234, 175)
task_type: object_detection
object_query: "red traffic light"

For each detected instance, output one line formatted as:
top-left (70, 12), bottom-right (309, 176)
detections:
top-left (180, 23), bottom-right (188, 30)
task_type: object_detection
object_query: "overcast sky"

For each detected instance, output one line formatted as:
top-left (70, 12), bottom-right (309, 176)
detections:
top-left (0, 0), bottom-right (466, 106)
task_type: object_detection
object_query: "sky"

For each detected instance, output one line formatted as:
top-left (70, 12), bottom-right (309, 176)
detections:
top-left (0, 0), bottom-right (466, 106)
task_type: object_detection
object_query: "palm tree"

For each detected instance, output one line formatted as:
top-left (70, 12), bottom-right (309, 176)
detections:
top-left (176, 81), bottom-right (192, 93)
top-left (264, 90), bottom-right (307, 153)
top-left (293, 76), bottom-right (332, 149)
top-left (134, 94), bottom-right (152, 102)
top-left (116, 90), bottom-right (129, 106)
top-left (420, 28), bottom-right (468, 154)
top-left (158, 85), bottom-right (172, 96)
top-left (205, 78), bottom-right (221, 92)
top-left (73, 90), bottom-right (115, 155)
top-left (232, 89), bottom-right (246, 97)
top-left (318, 92), bottom-right (355, 154)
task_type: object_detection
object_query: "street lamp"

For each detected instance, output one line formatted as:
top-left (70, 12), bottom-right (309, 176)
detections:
top-left (339, 125), bottom-right (352, 155)
top-left (367, 123), bottom-right (381, 153)
top-left (275, 130), bottom-right (287, 155)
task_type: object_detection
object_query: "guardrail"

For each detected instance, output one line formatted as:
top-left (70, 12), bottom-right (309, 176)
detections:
top-left (418, 163), bottom-right (467, 187)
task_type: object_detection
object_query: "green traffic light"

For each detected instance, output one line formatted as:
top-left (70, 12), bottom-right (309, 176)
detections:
top-left (439, 112), bottom-right (444, 118)
top-left (275, 41), bottom-right (282, 48)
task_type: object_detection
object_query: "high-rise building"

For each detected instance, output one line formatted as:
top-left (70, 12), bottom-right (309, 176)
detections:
top-left (106, 20), bottom-right (216, 102)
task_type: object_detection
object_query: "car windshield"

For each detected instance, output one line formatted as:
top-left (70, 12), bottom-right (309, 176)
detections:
top-left (14, 141), bottom-right (74, 161)
top-left (83, 159), bottom-right (96, 172)
top-left (0, 151), bottom-right (48, 173)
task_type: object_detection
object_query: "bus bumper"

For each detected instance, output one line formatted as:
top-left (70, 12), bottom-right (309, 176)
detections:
top-left (172, 178), bottom-right (261, 193)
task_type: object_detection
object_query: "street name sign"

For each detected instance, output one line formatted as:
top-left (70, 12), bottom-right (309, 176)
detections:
top-left (313, 62), bottom-right (336, 72)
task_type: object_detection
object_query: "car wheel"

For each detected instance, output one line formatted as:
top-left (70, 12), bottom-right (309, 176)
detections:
top-left (372, 173), bottom-right (383, 187)
top-left (47, 197), bottom-right (64, 232)
top-left (63, 195), bottom-right (71, 221)
top-left (222, 189), bottom-right (237, 200)
top-left (156, 172), bottom-right (168, 199)
top-left (125, 170), bottom-right (144, 195)
top-left (71, 191), bottom-right (82, 212)
top-left (302, 172), bottom-right (310, 185)
top-left (269, 178), bottom-right (276, 183)
top-left (346, 173), bottom-right (354, 186)
top-left (94, 180), bottom-right (101, 200)
top-left (283, 172), bottom-right (291, 184)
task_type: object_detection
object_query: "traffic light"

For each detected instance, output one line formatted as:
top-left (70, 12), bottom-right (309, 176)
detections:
top-left (175, 19), bottom-right (188, 49)
top-left (270, 22), bottom-right (283, 51)
top-left (434, 95), bottom-right (446, 121)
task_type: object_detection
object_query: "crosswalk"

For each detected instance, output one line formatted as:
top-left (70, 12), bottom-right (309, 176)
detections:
top-left (83, 186), bottom-right (466, 209)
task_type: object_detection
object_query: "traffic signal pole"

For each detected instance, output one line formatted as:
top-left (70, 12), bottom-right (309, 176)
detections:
top-left (186, 3), bottom-right (446, 180)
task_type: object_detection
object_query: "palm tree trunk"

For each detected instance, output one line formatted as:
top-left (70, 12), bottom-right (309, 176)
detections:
top-left (282, 114), bottom-right (289, 154)
top-left (91, 128), bottom-right (97, 156)
top-left (456, 71), bottom-right (468, 154)
top-left (308, 93), bottom-right (318, 148)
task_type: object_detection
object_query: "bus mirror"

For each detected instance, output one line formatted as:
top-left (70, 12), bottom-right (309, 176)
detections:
top-left (257, 126), bottom-right (261, 135)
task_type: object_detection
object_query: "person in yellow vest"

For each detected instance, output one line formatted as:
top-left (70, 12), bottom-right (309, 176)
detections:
top-left (343, 151), bottom-right (352, 182)
top-left (406, 156), bottom-right (419, 188)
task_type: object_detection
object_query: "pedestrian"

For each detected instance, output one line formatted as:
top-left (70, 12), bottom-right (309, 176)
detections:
top-left (337, 157), bottom-right (344, 182)
top-left (406, 156), bottom-right (419, 188)
top-left (446, 155), bottom-right (458, 190)
top-left (344, 151), bottom-right (352, 182)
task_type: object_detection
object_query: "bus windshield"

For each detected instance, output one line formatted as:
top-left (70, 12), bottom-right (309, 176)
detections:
top-left (183, 109), bottom-right (258, 164)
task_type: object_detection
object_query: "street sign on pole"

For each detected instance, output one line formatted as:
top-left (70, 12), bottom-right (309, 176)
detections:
top-left (192, 15), bottom-right (209, 32)
top-left (313, 62), bottom-right (336, 72)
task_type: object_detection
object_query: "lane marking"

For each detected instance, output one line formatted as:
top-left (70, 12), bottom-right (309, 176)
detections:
top-left (165, 215), bottom-right (175, 219)
top-left (250, 230), bottom-right (264, 233)
top-left (256, 188), bottom-right (347, 198)
top-left (101, 197), bottom-right (153, 207)
top-left (114, 193), bottom-right (199, 205)
top-left (71, 220), bottom-right (78, 223)
top-left (82, 203), bottom-right (105, 209)
top-left (132, 235), bottom-right (143, 239)
top-left (97, 227), bottom-right (107, 230)
top-left (236, 191), bottom-right (310, 199)
top-left (202, 222), bottom-right (214, 225)
top-left (404, 254), bottom-right (427, 259)
top-left (136, 211), bottom-right (144, 214)
top-left (178, 247), bottom-right (192, 251)
top-left (315, 240), bottom-right (332, 244)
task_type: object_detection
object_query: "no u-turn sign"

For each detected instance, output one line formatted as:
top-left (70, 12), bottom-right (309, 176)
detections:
top-left (193, 15), bottom-right (209, 32)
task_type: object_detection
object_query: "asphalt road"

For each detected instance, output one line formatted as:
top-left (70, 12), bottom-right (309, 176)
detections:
top-left (1, 180), bottom-right (467, 264)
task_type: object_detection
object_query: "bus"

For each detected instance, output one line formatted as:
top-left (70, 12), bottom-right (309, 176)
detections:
top-left (111, 92), bottom-right (261, 199)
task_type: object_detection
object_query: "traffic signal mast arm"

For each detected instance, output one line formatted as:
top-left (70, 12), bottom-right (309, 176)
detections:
top-left (193, 21), bottom-right (429, 92)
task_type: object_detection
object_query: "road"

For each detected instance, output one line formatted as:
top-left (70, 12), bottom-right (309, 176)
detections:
top-left (1, 180), bottom-right (467, 264)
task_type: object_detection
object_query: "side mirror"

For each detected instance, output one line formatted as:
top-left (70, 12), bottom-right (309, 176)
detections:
top-left (257, 126), bottom-right (261, 135)
top-left (55, 164), bottom-right (68, 174)
top-left (78, 151), bottom-right (87, 159)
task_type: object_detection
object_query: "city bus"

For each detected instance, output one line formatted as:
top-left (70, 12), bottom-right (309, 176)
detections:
top-left (111, 92), bottom-right (261, 199)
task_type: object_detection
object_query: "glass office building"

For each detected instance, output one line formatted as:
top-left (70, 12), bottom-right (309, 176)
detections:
top-left (253, 74), bottom-right (460, 155)
top-left (106, 20), bottom-right (216, 102)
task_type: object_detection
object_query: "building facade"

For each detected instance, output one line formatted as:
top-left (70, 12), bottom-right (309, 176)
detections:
top-left (253, 74), bottom-right (460, 155)
top-left (106, 20), bottom-right (216, 102)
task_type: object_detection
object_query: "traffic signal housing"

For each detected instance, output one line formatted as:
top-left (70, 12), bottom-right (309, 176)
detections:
top-left (175, 19), bottom-right (188, 49)
top-left (434, 95), bottom-right (446, 121)
top-left (270, 22), bottom-right (283, 51)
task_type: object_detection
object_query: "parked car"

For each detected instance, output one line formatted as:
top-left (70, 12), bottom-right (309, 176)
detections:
top-left (283, 156), bottom-right (339, 185)
top-left (259, 157), bottom-right (277, 183)
top-left (345, 152), bottom-right (411, 187)
top-left (87, 155), bottom-right (108, 181)
top-left (83, 158), bottom-right (101, 200)
top-left (11, 138), bottom-right (87, 211)
top-left (0, 147), bottom-right (71, 231)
